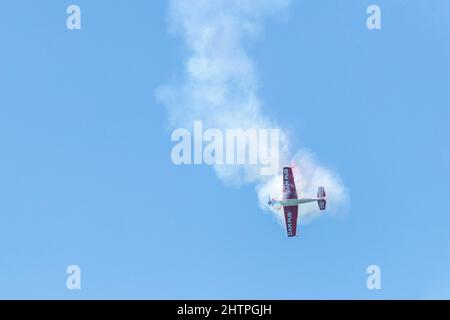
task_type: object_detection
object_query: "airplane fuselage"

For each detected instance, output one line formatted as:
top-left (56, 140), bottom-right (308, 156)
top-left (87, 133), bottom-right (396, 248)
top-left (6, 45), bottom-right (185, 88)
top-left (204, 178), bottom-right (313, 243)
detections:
top-left (280, 198), bottom-right (320, 206)
top-left (270, 197), bottom-right (320, 208)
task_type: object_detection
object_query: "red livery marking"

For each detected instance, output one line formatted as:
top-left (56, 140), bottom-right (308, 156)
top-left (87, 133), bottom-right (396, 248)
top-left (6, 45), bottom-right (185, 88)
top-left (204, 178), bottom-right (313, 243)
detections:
top-left (282, 167), bottom-right (298, 199)
top-left (283, 205), bottom-right (298, 237)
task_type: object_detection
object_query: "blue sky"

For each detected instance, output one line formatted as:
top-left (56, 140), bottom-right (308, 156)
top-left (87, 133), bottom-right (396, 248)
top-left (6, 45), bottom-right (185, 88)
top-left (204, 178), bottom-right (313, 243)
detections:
top-left (0, 0), bottom-right (449, 299)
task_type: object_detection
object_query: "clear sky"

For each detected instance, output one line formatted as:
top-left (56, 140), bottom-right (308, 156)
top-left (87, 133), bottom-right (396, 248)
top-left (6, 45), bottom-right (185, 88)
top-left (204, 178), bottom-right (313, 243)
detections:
top-left (0, 0), bottom-right (449, 299)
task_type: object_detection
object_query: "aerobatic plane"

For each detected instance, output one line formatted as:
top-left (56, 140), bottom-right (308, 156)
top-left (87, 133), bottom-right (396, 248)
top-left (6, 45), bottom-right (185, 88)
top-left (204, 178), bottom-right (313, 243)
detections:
top-left (268, 167), bottom-right (326, 237)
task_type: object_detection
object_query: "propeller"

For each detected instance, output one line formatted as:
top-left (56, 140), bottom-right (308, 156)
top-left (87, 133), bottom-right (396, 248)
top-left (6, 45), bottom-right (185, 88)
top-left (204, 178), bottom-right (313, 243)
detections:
top-left (267, 195), bottom-right (273, 206)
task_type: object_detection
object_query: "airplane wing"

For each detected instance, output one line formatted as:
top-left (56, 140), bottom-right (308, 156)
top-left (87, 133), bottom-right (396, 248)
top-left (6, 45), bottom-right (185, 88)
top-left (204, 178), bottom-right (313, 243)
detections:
top-left (283, 167), bottom-right (298, 199)
top-left (283, 205), bottom-right (298, 237)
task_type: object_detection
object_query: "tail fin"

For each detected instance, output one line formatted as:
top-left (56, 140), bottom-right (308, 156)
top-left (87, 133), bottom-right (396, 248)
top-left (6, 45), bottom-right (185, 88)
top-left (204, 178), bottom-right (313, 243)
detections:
top-left (317, 187), bottom-right (326, 210)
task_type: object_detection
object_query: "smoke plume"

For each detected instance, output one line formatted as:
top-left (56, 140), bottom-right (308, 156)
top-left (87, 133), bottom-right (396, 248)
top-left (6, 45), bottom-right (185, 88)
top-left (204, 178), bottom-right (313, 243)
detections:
top-left (157, 0), bottom-right (348, 224)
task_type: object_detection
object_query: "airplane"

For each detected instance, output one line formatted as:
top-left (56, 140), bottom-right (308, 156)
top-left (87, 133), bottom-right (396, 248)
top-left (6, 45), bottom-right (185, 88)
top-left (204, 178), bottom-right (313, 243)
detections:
top-left (268, 167), bottom-right (326, 237)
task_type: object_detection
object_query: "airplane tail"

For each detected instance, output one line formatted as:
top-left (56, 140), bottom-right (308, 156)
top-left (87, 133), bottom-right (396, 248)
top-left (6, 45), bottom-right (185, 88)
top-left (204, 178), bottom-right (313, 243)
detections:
top-left (317, 187), bottom-right (326, 210)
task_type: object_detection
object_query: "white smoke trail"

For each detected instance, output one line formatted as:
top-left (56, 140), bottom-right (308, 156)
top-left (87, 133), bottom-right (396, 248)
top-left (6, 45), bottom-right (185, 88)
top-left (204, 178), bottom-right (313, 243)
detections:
top-left (157, 0), bottom-right (348, 224)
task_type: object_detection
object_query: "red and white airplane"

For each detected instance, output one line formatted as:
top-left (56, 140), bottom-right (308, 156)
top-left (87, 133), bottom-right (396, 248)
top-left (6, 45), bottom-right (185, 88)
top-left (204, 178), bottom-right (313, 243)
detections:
top-left (268, 167), bottom-right (326, 237)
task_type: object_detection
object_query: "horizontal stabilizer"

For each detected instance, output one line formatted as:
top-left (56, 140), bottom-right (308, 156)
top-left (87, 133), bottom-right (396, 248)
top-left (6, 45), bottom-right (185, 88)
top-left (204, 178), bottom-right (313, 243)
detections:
top-left (317, 186), bottom-right (326, 198)
top-left (317, 187), bottom-right (326, 210)
top-left (318, 199), bottom-right (326, 210)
